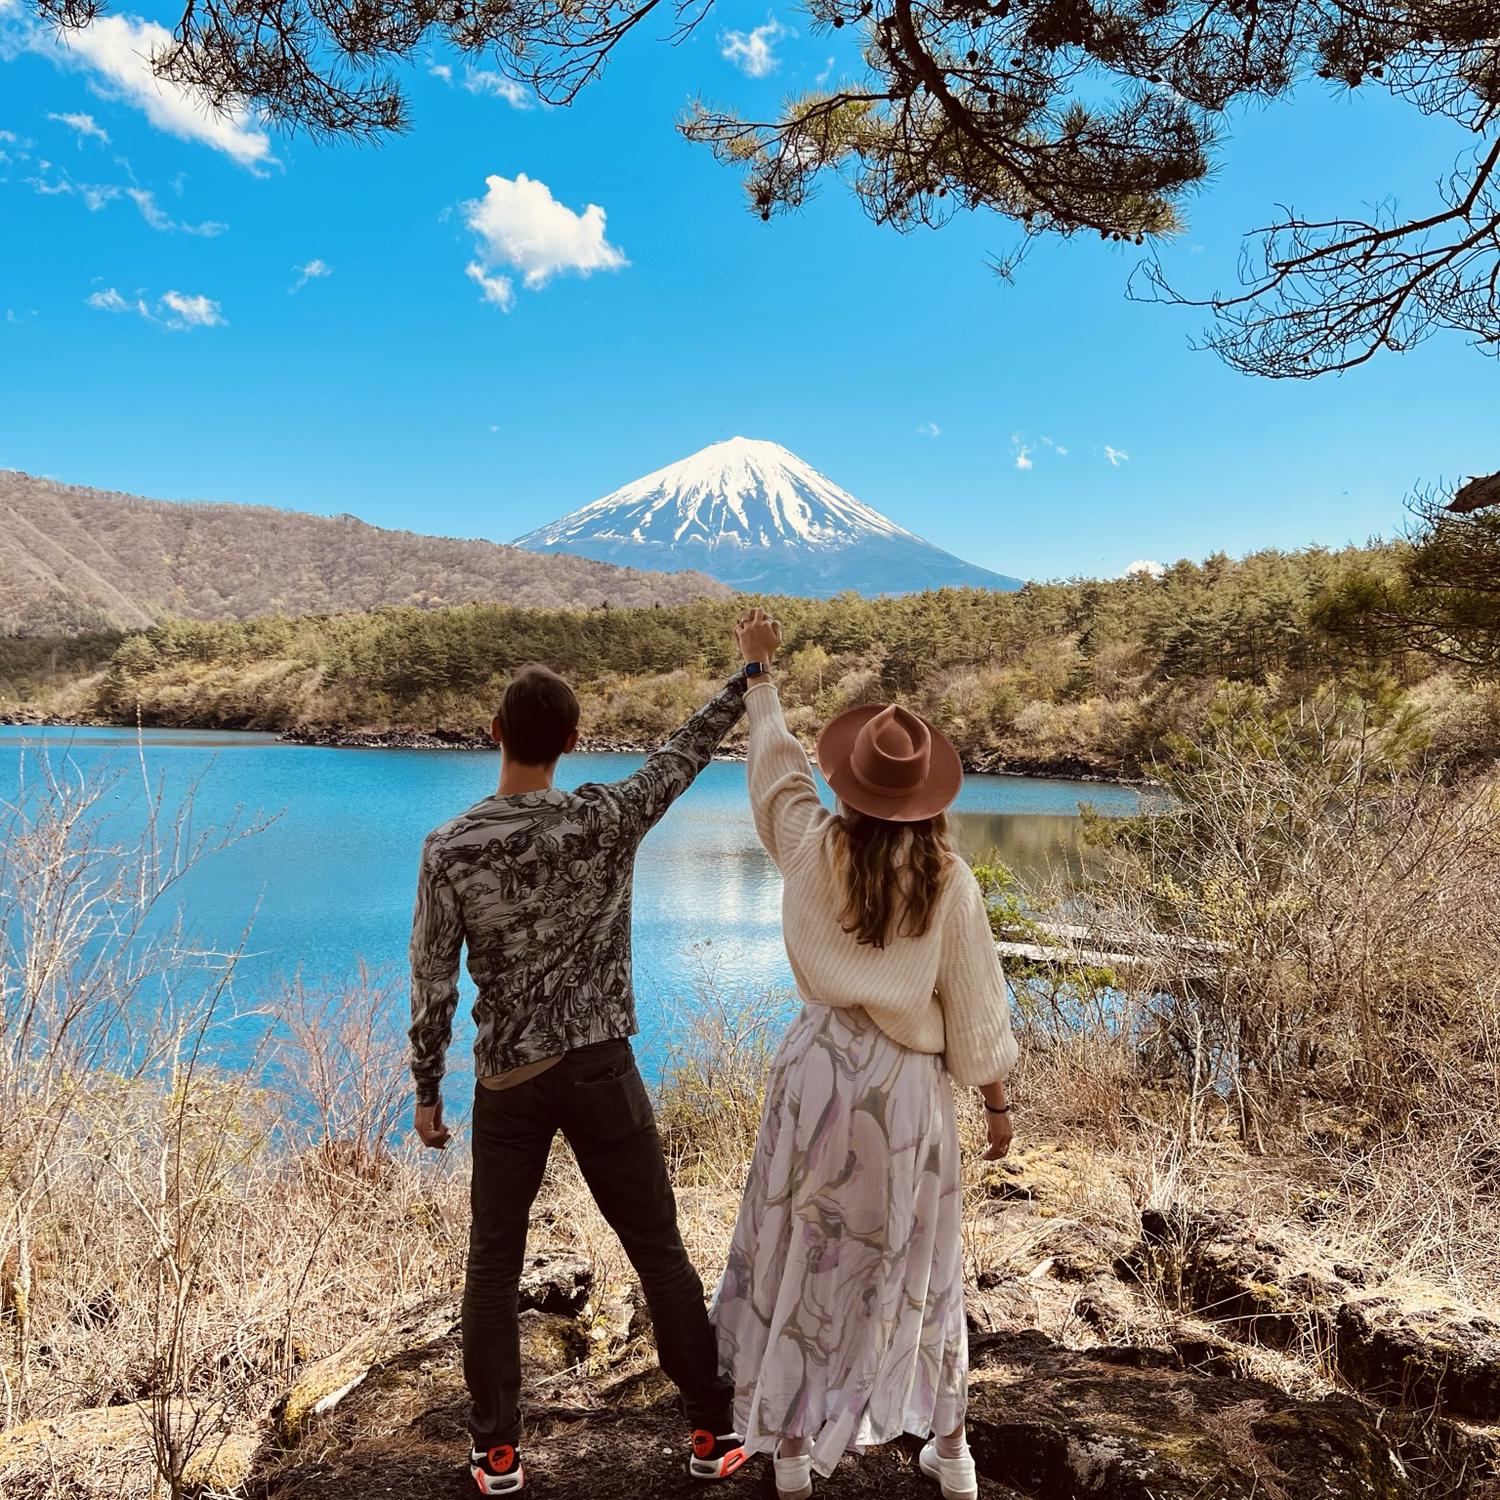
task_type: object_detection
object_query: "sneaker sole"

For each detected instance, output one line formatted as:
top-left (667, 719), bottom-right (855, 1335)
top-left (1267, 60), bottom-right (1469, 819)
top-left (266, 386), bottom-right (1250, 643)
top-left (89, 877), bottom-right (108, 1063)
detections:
top-left (470, 1465), bottom-right (525, 1495)
top-left (689, 1449), bottom-right (750, 1482)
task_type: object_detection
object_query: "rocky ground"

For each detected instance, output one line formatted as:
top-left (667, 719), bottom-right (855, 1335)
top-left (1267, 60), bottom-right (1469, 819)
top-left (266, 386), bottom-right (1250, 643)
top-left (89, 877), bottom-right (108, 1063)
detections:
top-left (5, 1140), bottom-right (1499, 1499)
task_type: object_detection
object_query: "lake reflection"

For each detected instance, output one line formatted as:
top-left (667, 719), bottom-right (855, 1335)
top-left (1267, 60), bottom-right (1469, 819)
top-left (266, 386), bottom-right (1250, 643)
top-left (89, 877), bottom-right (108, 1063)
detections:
top-left (0, 727), bottom-right (1139, 1068)
top-left (950, 810), bottom-right (1099, 885)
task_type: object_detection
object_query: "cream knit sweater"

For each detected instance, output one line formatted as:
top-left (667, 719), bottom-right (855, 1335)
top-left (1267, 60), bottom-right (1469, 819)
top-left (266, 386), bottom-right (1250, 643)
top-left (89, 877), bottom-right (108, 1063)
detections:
top-left (746, 680), bottom-right (1018, 1085)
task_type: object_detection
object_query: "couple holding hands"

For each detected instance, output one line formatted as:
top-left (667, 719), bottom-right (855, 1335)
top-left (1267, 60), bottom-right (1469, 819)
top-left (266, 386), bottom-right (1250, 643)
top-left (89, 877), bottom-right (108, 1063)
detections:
top-left (409, 608), bottom-right (1017, 1499)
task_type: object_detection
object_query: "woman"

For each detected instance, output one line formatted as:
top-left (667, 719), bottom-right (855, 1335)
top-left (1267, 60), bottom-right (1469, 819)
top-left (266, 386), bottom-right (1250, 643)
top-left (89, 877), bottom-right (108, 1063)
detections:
top-left (713, 608), bottom-right (1018, 1500)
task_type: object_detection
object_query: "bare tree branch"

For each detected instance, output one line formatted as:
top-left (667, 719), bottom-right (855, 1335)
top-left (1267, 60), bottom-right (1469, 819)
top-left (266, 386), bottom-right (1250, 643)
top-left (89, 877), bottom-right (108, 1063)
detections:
top-left (29, 0), bottom-right (1500, 376)
top-left (1134, 136), bottom-right (1500, 375)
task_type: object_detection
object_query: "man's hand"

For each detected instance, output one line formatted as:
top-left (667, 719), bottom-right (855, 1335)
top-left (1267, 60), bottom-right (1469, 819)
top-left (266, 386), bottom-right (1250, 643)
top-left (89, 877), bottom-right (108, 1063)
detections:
top-left (736, 606), bottom-right (782, 665)
top-left (414, 1099), bottom-right (451, 1150)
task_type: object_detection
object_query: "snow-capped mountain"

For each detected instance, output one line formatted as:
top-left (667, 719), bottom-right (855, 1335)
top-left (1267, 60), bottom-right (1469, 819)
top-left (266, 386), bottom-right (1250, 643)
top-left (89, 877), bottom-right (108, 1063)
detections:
top-left (513, 437), bottom-right (1022, 597)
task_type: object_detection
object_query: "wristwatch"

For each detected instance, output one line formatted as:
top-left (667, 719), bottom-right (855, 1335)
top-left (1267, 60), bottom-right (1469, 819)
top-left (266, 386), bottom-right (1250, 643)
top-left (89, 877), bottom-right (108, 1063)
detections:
top-left (744, 660), bottom-right (772, 680)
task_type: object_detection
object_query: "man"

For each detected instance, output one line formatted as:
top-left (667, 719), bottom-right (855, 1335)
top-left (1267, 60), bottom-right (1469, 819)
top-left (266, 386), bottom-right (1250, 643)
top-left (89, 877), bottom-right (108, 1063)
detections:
top-left (408, 662), bottom-right (751, 1495)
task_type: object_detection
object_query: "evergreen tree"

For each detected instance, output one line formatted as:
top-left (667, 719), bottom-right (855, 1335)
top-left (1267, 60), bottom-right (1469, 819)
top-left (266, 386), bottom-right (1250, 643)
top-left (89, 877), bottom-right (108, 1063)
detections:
top-left (1318, 487), bottom-right (1500, 671)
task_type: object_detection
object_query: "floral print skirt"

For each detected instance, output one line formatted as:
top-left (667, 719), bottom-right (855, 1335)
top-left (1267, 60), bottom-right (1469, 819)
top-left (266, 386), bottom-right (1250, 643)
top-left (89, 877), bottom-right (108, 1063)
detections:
top-left (711, 1003), bottom-right (967, 1476)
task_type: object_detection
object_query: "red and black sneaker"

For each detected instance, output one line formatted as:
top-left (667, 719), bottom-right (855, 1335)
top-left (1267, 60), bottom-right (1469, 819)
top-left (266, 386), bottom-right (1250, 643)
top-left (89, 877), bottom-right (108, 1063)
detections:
top-left (689, 1428), bottom-right (748, 1481)
top-left (470, 1443), bottom-right (525, 1494)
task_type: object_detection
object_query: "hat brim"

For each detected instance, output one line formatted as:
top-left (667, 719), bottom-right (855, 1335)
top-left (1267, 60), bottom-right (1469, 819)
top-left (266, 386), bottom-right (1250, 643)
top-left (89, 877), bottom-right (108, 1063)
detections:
top-left (814, 704), bottom-right (964, 824)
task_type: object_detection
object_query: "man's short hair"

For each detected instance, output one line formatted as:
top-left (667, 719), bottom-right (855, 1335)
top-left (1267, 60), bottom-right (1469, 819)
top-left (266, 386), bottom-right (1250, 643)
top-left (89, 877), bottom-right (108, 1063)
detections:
top-left (496, 664), bottom-right (580, 765)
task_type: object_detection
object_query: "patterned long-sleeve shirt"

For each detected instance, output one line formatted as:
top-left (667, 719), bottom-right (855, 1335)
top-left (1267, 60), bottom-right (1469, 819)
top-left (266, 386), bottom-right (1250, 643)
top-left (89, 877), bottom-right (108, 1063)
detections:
top-left (407, 677), bottom-right (748, 1105)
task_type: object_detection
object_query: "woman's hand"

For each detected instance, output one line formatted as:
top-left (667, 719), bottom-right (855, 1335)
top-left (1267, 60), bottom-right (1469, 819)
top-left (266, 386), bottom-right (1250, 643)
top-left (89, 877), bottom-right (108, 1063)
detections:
top-left (983, 1108), bottom-right (1014, 1161)
top-left (979, 1081), bottom-right (1013, 1160)
top-left (736, 606), bottom-right (782, 665)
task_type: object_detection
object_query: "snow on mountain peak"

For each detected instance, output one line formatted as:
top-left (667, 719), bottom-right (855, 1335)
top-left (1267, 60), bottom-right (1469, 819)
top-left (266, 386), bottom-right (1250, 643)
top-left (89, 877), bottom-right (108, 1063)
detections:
top-left (512, 437), bottom-right (1023, 597)
top-left (517, 437), bottom-right (919, 552)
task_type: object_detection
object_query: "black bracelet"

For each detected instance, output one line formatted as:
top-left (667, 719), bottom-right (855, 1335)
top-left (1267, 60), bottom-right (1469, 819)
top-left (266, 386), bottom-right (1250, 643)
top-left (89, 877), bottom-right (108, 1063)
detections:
top-left (985, 1101), bottom-right (1013, 1116)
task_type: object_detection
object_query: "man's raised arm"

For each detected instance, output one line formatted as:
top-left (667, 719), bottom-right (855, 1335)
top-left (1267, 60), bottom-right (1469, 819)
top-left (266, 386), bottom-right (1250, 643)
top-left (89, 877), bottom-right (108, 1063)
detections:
top-left (610, 674), bottom-right (749, 832)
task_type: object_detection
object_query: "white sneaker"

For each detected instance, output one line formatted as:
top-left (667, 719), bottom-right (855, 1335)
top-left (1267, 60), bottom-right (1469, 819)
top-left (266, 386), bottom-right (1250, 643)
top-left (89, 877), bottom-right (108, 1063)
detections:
top-left (919, 1440), bottom-right (978, 1500)
top-left (773, 1449), bottom-right (814, 1500)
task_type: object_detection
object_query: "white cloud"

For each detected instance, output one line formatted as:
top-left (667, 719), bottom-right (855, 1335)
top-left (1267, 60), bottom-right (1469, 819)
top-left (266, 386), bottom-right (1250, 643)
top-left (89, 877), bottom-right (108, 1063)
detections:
top-left (1104, 445), bottom-right (1130, 467)
top-left (462, 173), bottom-right (627, 307)
top-left (290, 257), bottom-right (332, 292)
top-left (429, 61), bottom-right (453, 82)
top-left (87, 285), bottom-right (153, 318)
top-left (87, 286), bottom-right (135, 313)
top-left (127, 185), bottom-right (168, 225)
top-left (126, 185), bottom-right (225, 234)
top-left (52, 15), bottom-right (273, 169)
top-left (29, 173), bottom-right (119, 209)
top-left (126, 186), bottom-right (168, 228)
top-left (814, 55), bottom-right (835, 85)
top-left (1124, 559), bottom-right (1165, 578)
top-left (721, 17), bottom-right (790, 79)
top-left (916, 420), bottom-right (941, 438)
top-left (49, 110), bottom-right (109, 144)
top-left (1011, 433), bottom-right (1033, 471)
top-left (462, 69), bottom-right (534, 109)
top-left (160, 288), bottom-right (224, 327)
top-left (26, 167), bottom-right (225, 230)
top-left (465, 260), bottom-right (515, 311)
top-left (86, 283), bottom-right (224, 329)
top-left (0, 130), bottom-right (17, 143)
top-left (78, 180), bottom-right (118, 210)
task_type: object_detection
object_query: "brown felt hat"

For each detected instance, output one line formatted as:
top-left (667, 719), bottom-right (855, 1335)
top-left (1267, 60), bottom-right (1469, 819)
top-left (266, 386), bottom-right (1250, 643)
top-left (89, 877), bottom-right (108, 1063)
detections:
top-left (815, 703), bottom-right (963, 823)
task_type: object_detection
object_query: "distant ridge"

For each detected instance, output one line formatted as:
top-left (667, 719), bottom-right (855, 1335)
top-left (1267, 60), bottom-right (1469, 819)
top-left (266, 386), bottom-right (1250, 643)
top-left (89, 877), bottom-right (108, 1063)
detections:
top-left (0, 470), bottom-right (730, 637)
top-left (515, 437), bottom-right (1023, 597)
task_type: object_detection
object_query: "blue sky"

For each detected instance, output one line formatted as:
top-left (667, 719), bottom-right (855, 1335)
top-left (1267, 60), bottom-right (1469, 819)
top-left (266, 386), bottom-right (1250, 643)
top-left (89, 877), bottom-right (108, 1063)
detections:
top-left (1, 1), bottom-right (1495, 582)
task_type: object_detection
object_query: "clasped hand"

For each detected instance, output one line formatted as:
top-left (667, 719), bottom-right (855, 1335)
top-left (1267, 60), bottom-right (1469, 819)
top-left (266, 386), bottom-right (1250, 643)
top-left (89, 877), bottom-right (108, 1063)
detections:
top-left (736, 606), bottom-right (782, 663)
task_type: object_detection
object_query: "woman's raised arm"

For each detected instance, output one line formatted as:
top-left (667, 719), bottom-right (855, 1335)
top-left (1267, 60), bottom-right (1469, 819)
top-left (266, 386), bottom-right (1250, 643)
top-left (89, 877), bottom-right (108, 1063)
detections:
top-left (736, 608), bottom-right (829, 869)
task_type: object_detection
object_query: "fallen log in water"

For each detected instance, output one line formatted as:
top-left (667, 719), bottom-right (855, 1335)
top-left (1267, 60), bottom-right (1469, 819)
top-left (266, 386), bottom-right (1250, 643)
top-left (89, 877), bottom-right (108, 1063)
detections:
top-left (996, 918), bottom-right (1225, 979)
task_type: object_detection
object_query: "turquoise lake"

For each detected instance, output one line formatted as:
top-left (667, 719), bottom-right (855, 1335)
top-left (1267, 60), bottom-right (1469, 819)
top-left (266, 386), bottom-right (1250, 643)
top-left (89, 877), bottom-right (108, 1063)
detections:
top-left (0, 725), bottom-right (1140, 1079)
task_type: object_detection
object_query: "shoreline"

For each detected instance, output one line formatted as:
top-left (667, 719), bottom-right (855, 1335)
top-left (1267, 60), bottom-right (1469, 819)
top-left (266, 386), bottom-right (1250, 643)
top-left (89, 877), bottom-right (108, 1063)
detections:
top-left (0, 710), bottom-right (1154, 787)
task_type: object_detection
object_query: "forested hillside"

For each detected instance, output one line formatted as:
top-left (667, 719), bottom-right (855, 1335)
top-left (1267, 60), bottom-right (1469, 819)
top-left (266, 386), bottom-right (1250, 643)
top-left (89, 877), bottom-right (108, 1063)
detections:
top-left (0, 470), bottom-right (729, 635)
top-left (5, 542), bottom-right (1495, 777)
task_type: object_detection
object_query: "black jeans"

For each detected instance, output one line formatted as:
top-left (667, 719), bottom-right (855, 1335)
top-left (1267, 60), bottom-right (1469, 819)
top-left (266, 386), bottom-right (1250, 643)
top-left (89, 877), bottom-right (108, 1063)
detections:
top-left (463, 1039), bottom-right (733, 1448)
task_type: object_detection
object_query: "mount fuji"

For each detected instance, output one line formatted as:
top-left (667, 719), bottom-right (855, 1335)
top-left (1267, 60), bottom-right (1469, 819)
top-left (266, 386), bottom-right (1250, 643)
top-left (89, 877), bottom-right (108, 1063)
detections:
top-left (513, 438), bottom-right (1023, 597)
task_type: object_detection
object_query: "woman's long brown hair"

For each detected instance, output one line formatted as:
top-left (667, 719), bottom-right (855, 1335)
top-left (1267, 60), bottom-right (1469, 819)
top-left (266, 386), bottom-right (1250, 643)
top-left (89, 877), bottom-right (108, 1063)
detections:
top-left (831, 810), bottom-right (953, 949)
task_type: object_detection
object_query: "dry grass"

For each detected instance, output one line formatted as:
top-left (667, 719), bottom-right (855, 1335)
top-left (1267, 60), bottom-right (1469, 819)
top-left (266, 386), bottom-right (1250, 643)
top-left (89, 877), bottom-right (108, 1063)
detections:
top-left (1044, 687), bottom-right (1500, 1299)
top-left (5, 703), bottom-right (1500, 1495)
